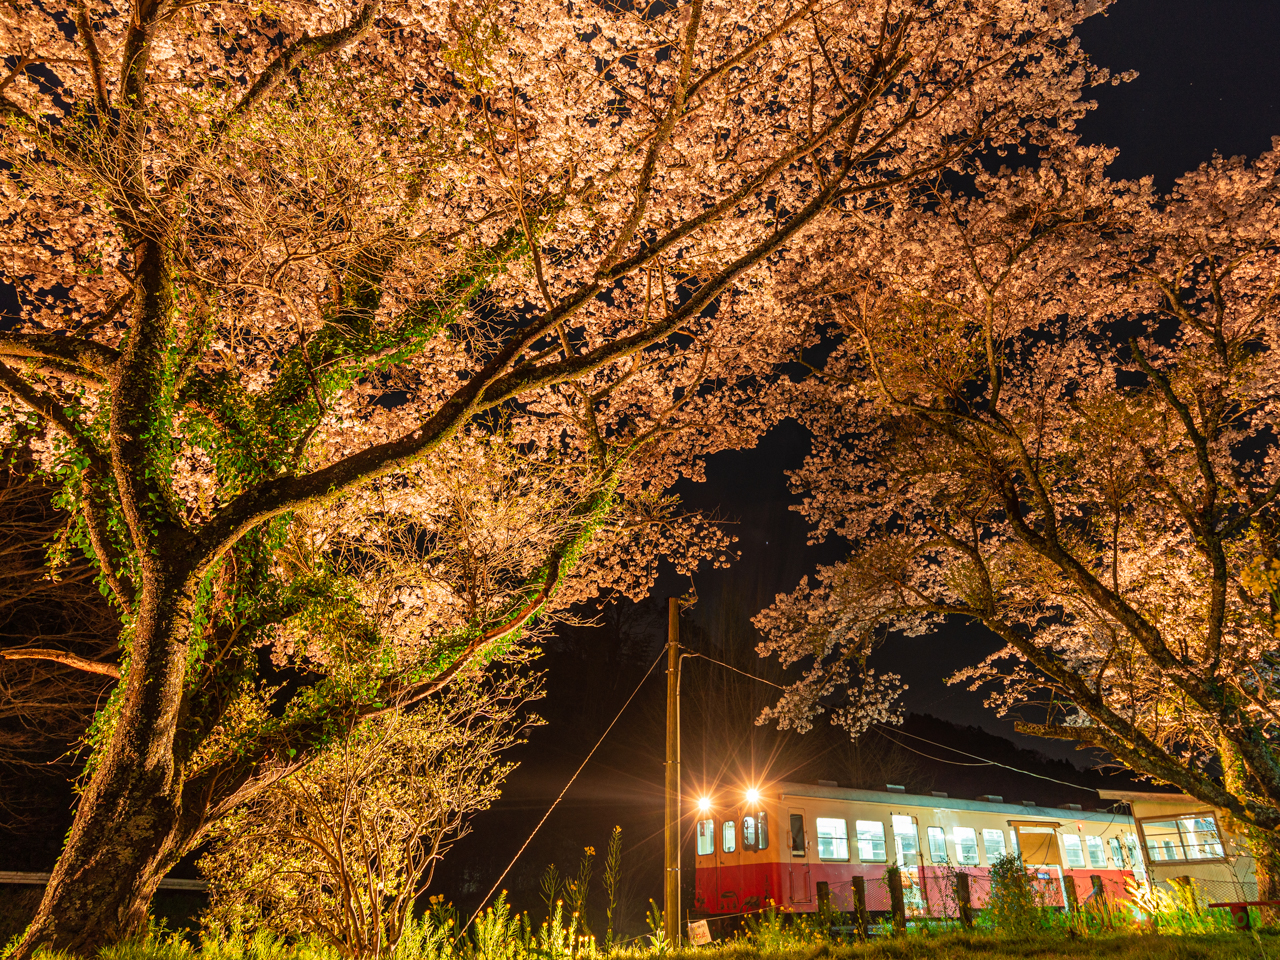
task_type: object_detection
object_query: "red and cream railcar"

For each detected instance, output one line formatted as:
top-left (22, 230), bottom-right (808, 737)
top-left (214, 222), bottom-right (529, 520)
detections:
top-left (693, 782), bottom-right (1143, 917)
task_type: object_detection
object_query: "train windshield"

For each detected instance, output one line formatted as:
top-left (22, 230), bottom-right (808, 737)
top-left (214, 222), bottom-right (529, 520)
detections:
top-left (697, 819), bottom-right (714, 856)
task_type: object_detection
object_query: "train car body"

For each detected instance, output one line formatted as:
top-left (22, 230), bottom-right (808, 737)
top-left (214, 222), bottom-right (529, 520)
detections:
top-left (693, 782), bottom-right (1142, 917)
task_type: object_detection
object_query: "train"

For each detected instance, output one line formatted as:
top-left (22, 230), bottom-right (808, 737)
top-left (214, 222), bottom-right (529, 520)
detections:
top-left (693, 781), bottom-right (1145, 917)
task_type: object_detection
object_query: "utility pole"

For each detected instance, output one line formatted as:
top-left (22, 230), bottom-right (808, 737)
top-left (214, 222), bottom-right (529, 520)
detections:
top-left (664, 596), bottom-right (681, 947)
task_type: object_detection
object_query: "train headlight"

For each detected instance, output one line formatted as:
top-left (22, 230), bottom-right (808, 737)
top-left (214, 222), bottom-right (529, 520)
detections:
top-left (745, 788), bottom-right (760, 804)
top-left (697, 796), bottom-right (712, 813)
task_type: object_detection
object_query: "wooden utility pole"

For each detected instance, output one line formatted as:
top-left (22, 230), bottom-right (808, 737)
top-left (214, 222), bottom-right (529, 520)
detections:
top-left (664, 597), bottom-right (681, 946)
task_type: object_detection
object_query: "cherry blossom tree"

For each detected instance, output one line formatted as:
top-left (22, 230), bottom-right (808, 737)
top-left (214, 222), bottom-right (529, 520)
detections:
top-left (1, 0), bottom-right (1115, 949)
top-left (755, 143), bottom-right (1280, 895)
top-left (199, 665), bottom-right (538, 959)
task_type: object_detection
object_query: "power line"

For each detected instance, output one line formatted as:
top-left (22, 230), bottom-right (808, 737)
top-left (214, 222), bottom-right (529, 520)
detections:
top-left (457, 649), bottom-right (666, 942)
top-left (872, 724), bottom-right (1100, 795)
top-left (681, 651), bottom-right (786, 689)
top-left (682, 648), bottom-right (1102, 797)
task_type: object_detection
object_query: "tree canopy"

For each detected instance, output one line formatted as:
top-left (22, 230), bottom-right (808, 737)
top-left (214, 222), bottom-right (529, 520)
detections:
top-left (2, 0), bottom-right (1117, 949)
top-left (756, 142), bottom-right (1280, 881)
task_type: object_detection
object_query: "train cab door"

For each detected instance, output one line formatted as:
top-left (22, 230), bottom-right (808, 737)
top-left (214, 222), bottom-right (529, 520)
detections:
top-left (714, 815), bottom-right (741, 914)
top-left (787, 808), bottom-right (812, 904)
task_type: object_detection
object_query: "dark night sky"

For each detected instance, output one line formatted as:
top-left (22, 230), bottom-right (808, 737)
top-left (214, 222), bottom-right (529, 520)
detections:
top-left (428, 0), bottom-right (1280, 929)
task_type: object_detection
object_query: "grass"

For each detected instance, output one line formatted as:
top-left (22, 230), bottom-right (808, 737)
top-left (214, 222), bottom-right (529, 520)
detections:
top-left (18, 931), bottom-right (1278, 960)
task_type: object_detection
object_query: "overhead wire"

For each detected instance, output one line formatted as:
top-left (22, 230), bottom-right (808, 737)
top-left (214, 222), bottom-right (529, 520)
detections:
top-left (871, 725), bottom-right (1101, 795)
top-left (686, 650), bottom-right (1103, 797)
top-left (456, 648), bottom-right (666, 943)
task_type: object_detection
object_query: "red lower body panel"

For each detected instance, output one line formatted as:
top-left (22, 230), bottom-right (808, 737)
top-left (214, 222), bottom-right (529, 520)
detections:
top-left (695, 862), bottom-right (1135, 916)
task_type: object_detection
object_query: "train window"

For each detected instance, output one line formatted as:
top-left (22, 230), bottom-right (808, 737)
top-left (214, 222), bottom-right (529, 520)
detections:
top-left (816, 818), bottom-right (849, 860)
top-left (1086, 835), bottom-right (1106, 868)
top-left (790, 814), bottom-right (805, 856)
top-left (1141, 816), bottom-right (1224, 862)
top-left (892, 816), bottom-right (921, 867)
top-left (927, 826), bottom-right (948, 863)
top-left (743, 815), bottom-right (756, 849)
top-left (1062, 834), bottom-right (1086, 868)
top-left (1124, 834), bottom-right (1146, 879)
top-left (1109, 837), bottom-right (1124, 866)
top-left (855, 821), bottom-right (886, 862)
top-left (758, 811), bottom-right (769, 850)
top-left (982, 828), bottom-right (1007, 862)
top-left (723, 819), bottom-right (737, 854)
top-left (697, 819), bottom-right (714, 857)
top-left (953, 827), bottom-right (979, 865)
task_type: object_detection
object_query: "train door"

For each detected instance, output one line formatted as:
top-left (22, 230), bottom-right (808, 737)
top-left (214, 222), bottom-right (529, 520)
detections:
top-left (892, 815), bottom-right (926, 914)
top-left (788, 808), bottom-right (811, 903)
top-left (716, 814), bottom-right (741, 913)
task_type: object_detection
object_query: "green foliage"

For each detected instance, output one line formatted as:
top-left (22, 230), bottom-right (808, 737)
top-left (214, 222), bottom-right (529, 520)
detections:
top-left (602, 828), bottom-right (623, 953)
top-left (565, 850), bottom-right (594, 940)
top-left (985, 855), bottom-right (1047, 938)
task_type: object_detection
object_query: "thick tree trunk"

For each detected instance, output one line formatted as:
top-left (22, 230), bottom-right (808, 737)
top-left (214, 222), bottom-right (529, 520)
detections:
top-left (12, 564), bottom-right (202, 958)
top-left (9, 731), bottom-right (202, 957)
top-left (1220, 737), bottom-right (1280, 925)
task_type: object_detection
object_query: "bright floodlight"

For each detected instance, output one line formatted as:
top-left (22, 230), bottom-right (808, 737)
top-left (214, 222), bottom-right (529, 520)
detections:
top-left (697, 796), bottom-right (712, 812)
top-left (745, 788), bottom-right (760, 804)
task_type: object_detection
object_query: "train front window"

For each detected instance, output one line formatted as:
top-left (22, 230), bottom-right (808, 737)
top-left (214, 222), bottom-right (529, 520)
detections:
top-left (983, 829), bottom-right (1007, 862)
top-left (789, 814), bottom-right (805, 856)
top-left (757, 811), bottom-right (769, 850)
top-left (855, 821), bottom-right (886, 862)
top-left (816, 818), bottom-right (849, 860)
top-left (723, 819), bottom-right (736, 853)
top-left (697, 819), bottom-right (714, 857)
top-left (743, 815), bottom-right (756, 849)
top-left (927, 826), bottom-right (948, 863)
top-left (1142, 816), bottom-right (1224, 862)
top-left (954, 827), bottom-right (979, 865)
top-left (1086, 835), bottom-right (1106, 868)
top-left (1062, 834), bottom-right (1085, 868)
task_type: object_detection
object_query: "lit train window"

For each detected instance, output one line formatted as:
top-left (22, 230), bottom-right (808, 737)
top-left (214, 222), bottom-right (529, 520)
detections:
top-left (790, 815), bottom-right (805, 857)
top-left (927, 826), bottom-right (948, 863)
top-left (892, 816), bottom-right (920, 867)
top-left (723, 819), bottom-right (737, 854)
top-left (1141, 816), bottom-right (1224, 862)
top-left (953, 827), bottom-right (979, 865)
top-left (983, 829), bottom-right (1007, 862)
top-left (1086, 835), bottom-right (1106, 868)
top-left (1062, 834), bottom-right (1085, 868)
top-left (758, 812), bottom-right (769, 850)
top-left (855, 821), bottom-right (886, 862)
top-left (1109, 837), bottom-right (1123, 866)
top-left (697, 819), bottom-right (714, 856)
top-left (816, 818), bottom-right (849, 860)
